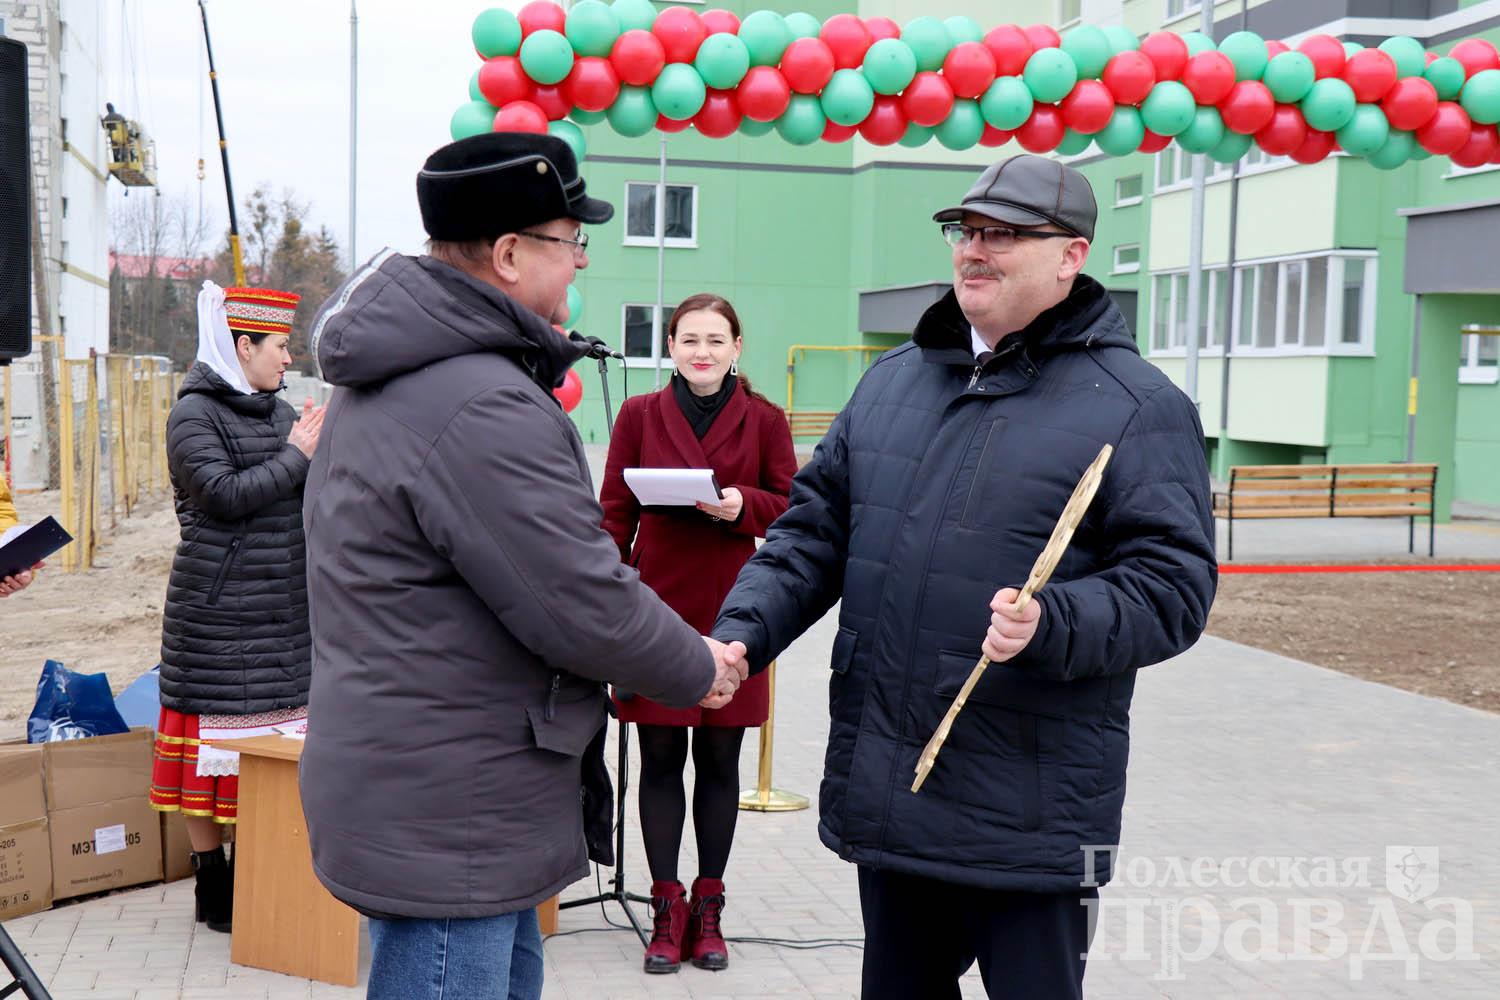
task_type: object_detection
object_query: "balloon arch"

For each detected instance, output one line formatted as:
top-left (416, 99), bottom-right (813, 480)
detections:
top-left (451, 1), bottom-right (1500, 170)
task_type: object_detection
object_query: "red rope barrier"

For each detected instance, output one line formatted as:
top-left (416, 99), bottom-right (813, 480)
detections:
top-left (1220, 563), bottom-right (1500, 574)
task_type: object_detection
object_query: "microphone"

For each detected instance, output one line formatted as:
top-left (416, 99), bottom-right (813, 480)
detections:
top-left (570, 331), bottom-right (624, 361)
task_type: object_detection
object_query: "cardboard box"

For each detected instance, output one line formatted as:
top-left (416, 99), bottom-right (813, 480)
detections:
top-left (161, 809), bottom-right (194, 883)
top-left (0, 745), bottom-right (53, 920)
top-left (41, 729), bottom-right (162, 900)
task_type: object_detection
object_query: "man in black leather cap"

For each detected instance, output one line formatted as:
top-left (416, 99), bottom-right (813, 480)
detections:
top-left (299, 132), bottom-right (746, 1000)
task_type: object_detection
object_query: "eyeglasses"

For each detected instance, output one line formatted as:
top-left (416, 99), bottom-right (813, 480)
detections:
top-left (518, 230), bottom-right (590, 256)
top-left (941, 223), bottom-right (1075, 252)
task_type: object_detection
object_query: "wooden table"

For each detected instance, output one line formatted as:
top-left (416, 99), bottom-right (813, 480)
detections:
top-left (215, 735), bottom-right (359, 986)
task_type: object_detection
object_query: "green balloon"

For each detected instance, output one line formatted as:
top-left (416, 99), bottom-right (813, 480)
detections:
top-left (1302, 78), bottom-right (1357, 132)
top-left (653, 63), bottom-right (706, 120)
top-left (1208, 130), bottom-right (1254, 163)
top-left (469, 69), bottom-right (485, 103)
top-left (1102, 25), bottom-right (1139, 56)
top-left (739, 10), bottom-right (792, 67)
top-left (519, 29), bottom-right (574, 86)
top-left (785, 12), bottom-right (822, 41)
top-left (549, 119), bottom-right (587, 163)
top-left (1140, 81), bottom-right (1196, 136)
top-left (1425, 57), bottom-right (1466, 101)
top-left (739, 116), bottom-right (775, 137)
top-left (610, 0), bottom-right (656, 34)
top-left (821, 69), bottom-right (876, 126)
top-left (902, 17), bottom-right (953, 73)
top-left (1264, 51), bottom-right (1316, 103)
top-left (1409, 144), bottom-right (1432, 160)
top-left (1368, 129), bottom-right (1416, 169)
top-left (1177, 106), bottom-right (1226, 153)
top-left (1378, 37), bottom-right (1427, 79)
top-left (1461, 69), bottom-right (1500, 125)
top-left (565, 285), bottom-right (584, 325)
top-left (935, 100), bottom-right (985, 149)
top-left (1056, 129), bottom-right (1093, 156)
top-left (695, 33), bottom-right (751, 90)
top-left (899, 123), bottom-right (933, 147)
top-left (566, 2), bottom-right (620, 58)
top-left (863, 38), bottom-right (918, 96)
top-left (1094, 106), bottom-right (1145, 156)
top-left (571, 107), bottom-right (607, 124)
top-left (607, 86), bottom-right (657, 137)
top-left (775, 94), bottom-right (825, 145)
top-left (1342, 42), bottom-right (1364, 58)
top-left (1062, 26), bottom-right (1112, 79)
top-left (980, 76), bottom-right (1034, 130)
top-left (1219, 31), bottom-right (1269, 82)
top-left (1335, 104), bottom-right (1390, 156)
top-left (472, 8), bottom-right (522, 58)
top-left (944, 16), bottom-right (984, 46)
top-left (1181, 32), bottom-right (1216, 56)
top-left (1023, 48), bottom-right (1079, 105)
top-left (450, 100), bottom-right (496, 140)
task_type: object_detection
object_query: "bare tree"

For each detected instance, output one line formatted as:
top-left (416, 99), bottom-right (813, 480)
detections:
top-left (110, 193), bottom-right (214, 364)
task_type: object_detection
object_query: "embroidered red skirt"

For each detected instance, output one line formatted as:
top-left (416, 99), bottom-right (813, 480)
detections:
top-left (149, 706), bottom-right (307, 824)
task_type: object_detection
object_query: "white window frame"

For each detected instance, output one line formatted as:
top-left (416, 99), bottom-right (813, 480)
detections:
top-left (1459, 328), bottom-right (1500, 384)
top-left (1114, 174), bottom-right (1143, 208)
top-left (1112, 243), bottom-right (1142, 274)
top-left (1057, 0), bottom-right (1082, 28)
top-left (623, 182), bottom-right (699, 248)
top-left (620, 302), bottom-right (677, 368)
top-left (1153, 145), bottom-right (1296, 194)
top-left (1149, 266), bottom-right (1230, 353)
top-left (1164, 0), bottom-right (1204, 25)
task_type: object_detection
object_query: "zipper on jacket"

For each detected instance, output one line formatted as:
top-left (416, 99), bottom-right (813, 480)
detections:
top-left (545, 673), bottom-right (561, 721)
top-left (967, 365), bottom-right (982, 390)
top-left (206, 536), bottom-right (243, 606)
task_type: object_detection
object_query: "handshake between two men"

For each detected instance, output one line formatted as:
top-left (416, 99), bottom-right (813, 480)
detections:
top-left (698, 637), bottom-right (750, 709)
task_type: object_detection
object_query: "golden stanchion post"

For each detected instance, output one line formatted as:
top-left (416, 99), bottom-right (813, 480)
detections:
top-left (58, 360), bottom-right (76, 571)
top-left (83, 359), bottom-right (100, 568)
top-left (738, 661), bottom-right (809, 813)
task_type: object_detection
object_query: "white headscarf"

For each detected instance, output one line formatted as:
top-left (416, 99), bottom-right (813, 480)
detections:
top-left (195, 280), bottom-right (254, 395)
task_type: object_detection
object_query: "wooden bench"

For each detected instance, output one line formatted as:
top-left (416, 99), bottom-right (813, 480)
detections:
top-left (787, 410), bottom-right (837, 440)
top-left (1213, 463), bottom-right (1438, 561)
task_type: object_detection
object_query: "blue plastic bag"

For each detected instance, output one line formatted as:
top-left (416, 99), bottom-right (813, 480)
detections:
top-left (27, 659), bottom-right (131, 743)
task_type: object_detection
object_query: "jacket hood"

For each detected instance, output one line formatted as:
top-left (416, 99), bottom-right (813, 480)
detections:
top-left (310, 251), bottom-right (588, 391)
top-left (913, 274), bottom-right (1136, 365)
top-left (177, 361), bottom-right (279, 416)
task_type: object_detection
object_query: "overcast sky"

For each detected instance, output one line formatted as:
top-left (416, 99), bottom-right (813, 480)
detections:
top-left (104, 0), bottom-right (499, 262)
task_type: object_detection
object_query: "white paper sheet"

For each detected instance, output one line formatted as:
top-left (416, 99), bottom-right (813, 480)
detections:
top-left (94, 824), bottom-right (127, 855)
top-left (622, 468), bottom-right (722, 507)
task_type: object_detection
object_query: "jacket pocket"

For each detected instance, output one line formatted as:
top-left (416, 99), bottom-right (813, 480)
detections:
top-left (206, 536), bottom-right (244, 606)
top-left (830, 626), bottom-right (859, 675)
top-left (526, 678), bottom-right (606, 757)
top-left (959, 419), bottom-right (1104, 535)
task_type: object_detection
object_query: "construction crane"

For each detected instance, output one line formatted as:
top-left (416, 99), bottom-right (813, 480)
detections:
top-left (99, 102), bottom-right (157, 188)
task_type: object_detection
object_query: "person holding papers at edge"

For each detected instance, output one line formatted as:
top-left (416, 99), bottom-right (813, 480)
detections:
top-left (599, 293), bottom-right (798, 974)
top-left (1, 475), bottom-right (43, 595)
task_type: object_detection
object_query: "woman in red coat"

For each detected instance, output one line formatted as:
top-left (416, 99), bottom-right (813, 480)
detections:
top-left (600, 293), bottom-right (798, 975)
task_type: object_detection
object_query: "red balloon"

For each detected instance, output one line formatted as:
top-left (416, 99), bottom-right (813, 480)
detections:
top-left (1382, 76), bottom-right (1439, 131)
top-left (553, 367), bottom-right (583, 413)
top-left (1015, 104), bottom-right (1066, 152)
top-left (782, 37), bottom-right (836, 94)
top-left (821, 13), bottom-right (873, 70)
top-left (1296, 34), bottom-right (1346, 80)
top-left (694, 89), bottom-right (742, 137)
top-left (1265, 40), bottom-right (1290, 59)
top-left (653, 6), bottom-right (708, 64)
top-left (1024, 24), bottom-right (1062, 52)
top-left (701, 9), bottom-right (741, 36)
top-left (1060, 79), bottom-right (1115, 134)
top-left (611, 30), bottom-right (667, 87)
top-left (858, 94), bottom-right (907, 145)
top-left (865, 17), bottom-right (902, 43)
top-left (1138, 129), bottom-right (1172, 153)
top-left (493, 101), bottom-right (549, 135)
top-left (518, 1), bottom-right (567, 38)
top-left (1140, 32), bottom-right (1190, 82)
top-left (902, 72), bottom-right (956, 128)
top-left (1219, 80), bottom-right (1276, 134)
top-left (1290, 129), bottom-right (1337, 164)
top-left (1416, 101), bottom-right (1472, 155)
top-left (565, 57), bottom-right (621, 113)
top-left (1182, 51), bottom-right (1237, 105)
top-left (822, 120), bottom-right (859, 142)
top-left (1255, 104), bottom-right (1309, 155)
top-left (1450, 123), bottom-right (1500, 167)
top-left (983, 25), bottom-right (1035, 77)
top-left (478, 57), bottom-right (534, 107)
top-left (1426, 50), bottom-right (1438, 66)
top-left (737, 66), bottom-right (792, 121)
top-left (943, 42), bottom-right (998, 99)
top-left (1102, 51), bottom-right (1156, 106)
top-left (1448, 38), bottom-right (1500, 79)
top-left (1343, 48), bottom-right (1398, 104)
top-left (530, 85), bottom-right (572, 121)
top-left (979, 125), bottom-right (1013, 147)
top-left (656, 114), bottom-right (693, 133)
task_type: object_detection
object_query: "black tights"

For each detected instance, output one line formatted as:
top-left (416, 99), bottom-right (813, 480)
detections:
top-left (635, 724), bottom-right (746, 884)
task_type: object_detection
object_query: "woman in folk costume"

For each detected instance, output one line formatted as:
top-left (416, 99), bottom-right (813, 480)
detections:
top-left (599, 293), bottom-right (798, 973)
top-left (148, 282), bottom-right (324, 932)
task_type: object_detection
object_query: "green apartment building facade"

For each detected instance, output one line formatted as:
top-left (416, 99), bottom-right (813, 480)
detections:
top-left (564, 0), bottom-right (1500, 516)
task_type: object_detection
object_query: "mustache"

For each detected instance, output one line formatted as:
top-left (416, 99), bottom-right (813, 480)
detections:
top-left (960, 263), bottom-right (1000, 279)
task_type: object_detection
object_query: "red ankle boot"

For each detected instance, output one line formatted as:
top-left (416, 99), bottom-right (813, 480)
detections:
top-left (643, 880), bottom-right (688, 974)
top-left (686, 876), bottom-right (729, 971)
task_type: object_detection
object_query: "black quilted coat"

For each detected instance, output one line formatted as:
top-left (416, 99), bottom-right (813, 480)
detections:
top-left (158, 362), bottom-right (312, 715)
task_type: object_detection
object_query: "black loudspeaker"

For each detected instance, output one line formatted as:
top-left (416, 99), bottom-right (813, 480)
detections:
top-left (0, 37), bottom-right (32, 363)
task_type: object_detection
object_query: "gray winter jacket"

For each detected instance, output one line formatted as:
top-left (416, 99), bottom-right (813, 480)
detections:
top-left (299, 252), bottom-right (715, 918)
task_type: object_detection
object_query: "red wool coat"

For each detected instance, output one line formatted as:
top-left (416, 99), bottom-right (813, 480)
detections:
top-left (600, 381), bottom-right (798, 727)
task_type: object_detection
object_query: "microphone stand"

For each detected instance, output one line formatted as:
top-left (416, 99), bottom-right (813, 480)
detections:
top-left (0, 924), bottom-right (53, 1000)
top-left (558, 335), bottom-right (652, 946)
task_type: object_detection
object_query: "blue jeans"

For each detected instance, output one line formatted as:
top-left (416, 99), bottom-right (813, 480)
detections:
top-left (367, 908), bottom-right (543, 1000)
